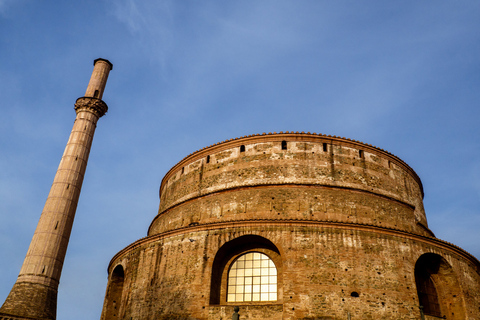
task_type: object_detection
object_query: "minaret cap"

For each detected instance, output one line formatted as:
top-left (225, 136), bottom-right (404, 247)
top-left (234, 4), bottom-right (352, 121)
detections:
top-left (94, 58), bottom-right (113, 70)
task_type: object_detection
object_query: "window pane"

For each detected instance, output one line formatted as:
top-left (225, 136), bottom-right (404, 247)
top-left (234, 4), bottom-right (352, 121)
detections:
top-left (226, 252), bottom-right (278, 302)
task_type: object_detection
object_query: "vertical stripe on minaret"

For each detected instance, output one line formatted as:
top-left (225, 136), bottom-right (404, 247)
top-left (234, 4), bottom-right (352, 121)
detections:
top-left (0, 58), bottom-right (113, 320)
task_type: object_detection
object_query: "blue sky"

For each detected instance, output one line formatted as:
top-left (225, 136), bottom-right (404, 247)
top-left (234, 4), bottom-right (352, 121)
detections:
top-left (0, 1), bottom-right (479, 319)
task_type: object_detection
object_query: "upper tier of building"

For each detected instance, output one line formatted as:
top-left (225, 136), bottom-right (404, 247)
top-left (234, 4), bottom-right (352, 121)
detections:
top-left (154, 132), bottom-right (428, 232)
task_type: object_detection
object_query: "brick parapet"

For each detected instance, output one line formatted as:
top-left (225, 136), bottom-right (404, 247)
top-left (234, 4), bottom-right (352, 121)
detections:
top-left (159, 132), bottom-right (423, 198)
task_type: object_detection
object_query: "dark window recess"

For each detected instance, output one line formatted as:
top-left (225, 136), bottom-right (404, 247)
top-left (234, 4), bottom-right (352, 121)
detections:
top-left (206, 155), bottom-right (210, 163)
top-left (240, 145), bottom-right (245, 152)
top-left (351, 292), bottom-right (359, 297)
top-left (323, 143), bottom-right (327, 152)
top-left (181, 167), bottom-right (184, 174)
top-left (281, 141), bottom-right (287, 150)
top-left (94, 90), bottom-right (100, 98)
top-left (359, 150), bottom-right (364, 158)
top-left (415, 256), bottom-right (442, 317)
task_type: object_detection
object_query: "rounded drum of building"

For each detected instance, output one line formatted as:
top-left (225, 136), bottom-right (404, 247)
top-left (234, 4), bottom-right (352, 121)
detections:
top-left (101, 132), bottom-right (480, 320)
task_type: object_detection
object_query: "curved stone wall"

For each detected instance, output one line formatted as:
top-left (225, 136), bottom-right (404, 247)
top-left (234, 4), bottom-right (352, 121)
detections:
top-left (101, 133), bottom-right (480, 320)
top-left (152, 133), bottom-right (428, 236)
top-left (103, 224), bottom-right (480, 320)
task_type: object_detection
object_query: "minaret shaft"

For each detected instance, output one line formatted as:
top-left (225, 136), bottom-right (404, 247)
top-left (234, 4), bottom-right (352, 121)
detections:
top-left (18, 110), bottom-right (98, 285)
top-left (0, 59), bottom-right (112, 320)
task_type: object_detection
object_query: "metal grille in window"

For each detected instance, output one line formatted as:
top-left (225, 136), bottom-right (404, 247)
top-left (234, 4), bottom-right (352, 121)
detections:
top-left (227, 252), bottom-right (277, 302)
top-left (417, 275), bottom-right (441, 317)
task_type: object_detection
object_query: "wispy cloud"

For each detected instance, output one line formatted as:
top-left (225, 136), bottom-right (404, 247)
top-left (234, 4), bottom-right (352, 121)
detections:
top-left (109, 0), bottom-right (174, 67)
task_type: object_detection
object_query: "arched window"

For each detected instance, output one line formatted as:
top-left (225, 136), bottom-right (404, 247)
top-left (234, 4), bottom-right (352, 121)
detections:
top-left (209, 235), bottom-right (282, 305)
top-left (415, 254), bottom-right (443, 317)
top-left (240, 145), bottom-right (246, 152)
top-left (414, 253), bottom-right (465, 319)
top-left (281, 140), bottom-right (287, 150)
top-left (104, 265), bottom-right (125, 320)
top-left (227, 252), bottom-right (277, 302)
top-left (416, 269), bottom-right (441, 317)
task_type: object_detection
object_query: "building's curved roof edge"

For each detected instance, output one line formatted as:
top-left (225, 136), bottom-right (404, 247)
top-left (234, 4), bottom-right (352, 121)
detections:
top-left (158, 132), bottom-right (424, 198)
top-left (107, 219), bottom-right (480, 275)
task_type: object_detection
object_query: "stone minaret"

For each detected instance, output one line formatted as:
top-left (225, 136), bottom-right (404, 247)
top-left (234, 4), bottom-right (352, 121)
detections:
top-left (0, 58), bottom-right (113, 320)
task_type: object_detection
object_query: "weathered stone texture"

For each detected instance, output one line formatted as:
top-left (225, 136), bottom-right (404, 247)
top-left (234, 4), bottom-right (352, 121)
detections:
top-left (101, 133), bottom-right (480, 320)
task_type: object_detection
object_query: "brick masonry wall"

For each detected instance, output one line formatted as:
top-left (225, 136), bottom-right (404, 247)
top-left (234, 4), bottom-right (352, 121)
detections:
top-left (103, 226), bottom-right (480, 319)
top-left (101, 134), bottom-right (480, 320)
top-left (156, 134), bottom-right (427, 232)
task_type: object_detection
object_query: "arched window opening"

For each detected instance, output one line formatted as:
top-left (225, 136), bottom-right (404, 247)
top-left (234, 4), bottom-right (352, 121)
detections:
top-left (104, 265), bottom-right (125, 320)
top-left (209, 235), bottom-right (282, 305)
top-left (94, 90), bottom-right (100, 98)
top-left (415, 254), bottom-right (443, 317)
top-left (281, 141), bottom-right (287, 150)
top-left (240, 145), bottom-right (246, 153)
top-left (206, 155), bottom-right (210, 163)
top-left (414, 253), bottom-right (465, 319)
top-left (227, 252), bottom-right (277, 302)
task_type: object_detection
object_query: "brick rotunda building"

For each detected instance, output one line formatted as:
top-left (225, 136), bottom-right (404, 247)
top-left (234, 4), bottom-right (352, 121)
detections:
top-left (101, 132), bottom-right (480, 320)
